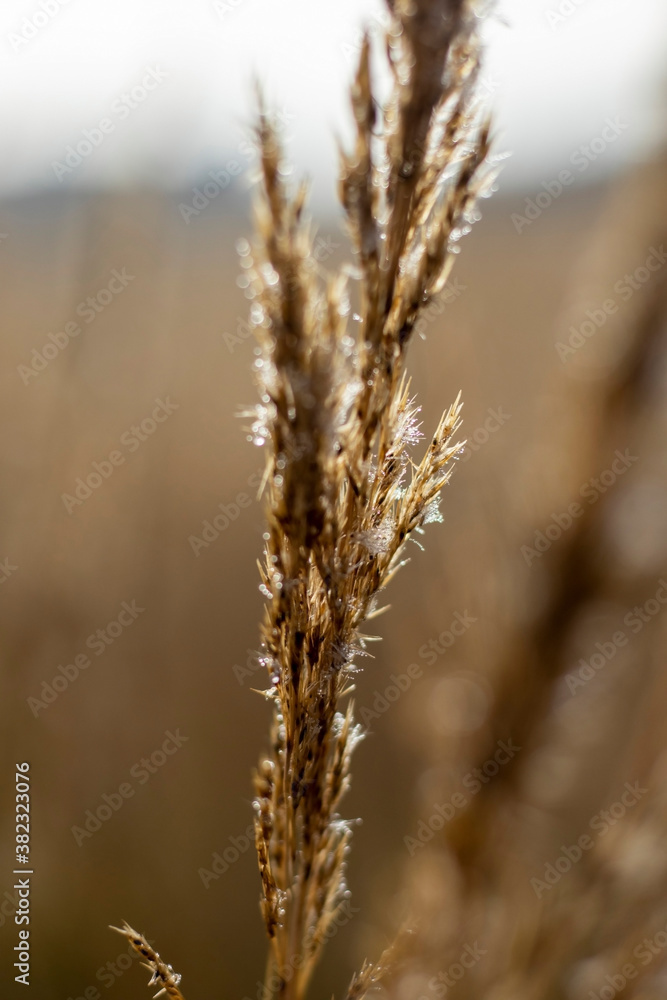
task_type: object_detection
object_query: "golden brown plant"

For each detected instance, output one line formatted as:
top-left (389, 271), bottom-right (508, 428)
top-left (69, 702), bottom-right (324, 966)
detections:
top-left (245, 2), bottom-right (495, 998)
top-left (109, 922), bottom-right (185, 1000)
top-left (107, 2), bottom-right (667, 998)
top-left (112, 1), bottom-right (496, 997)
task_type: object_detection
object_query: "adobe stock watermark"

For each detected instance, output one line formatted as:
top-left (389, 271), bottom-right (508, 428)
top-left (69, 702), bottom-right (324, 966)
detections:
top-left (198, 822), bottom-right (255, 889)
top-left (0, 558), bottom-right (18, 585)
top-left (521, 449), bottom-right (638, 566)
top-left (8, 0), bottom-right (73, 53)
top-left (70, 729), bottom-right (189, 846)
top-left (27, 600), bottom-right (145, 717)
top-left (234, 607), bottom-right (477, 695)
top-left (417, 611), bottom-right (478, 665)
top-left (189, 467), bottom-right (263, 556)
top-left (458, 406), bottom-right (510, 463)
top-left (61, 397), bottom-right (179, 514)
top-left (404, 739), bottom-right (521, 856)
top-left (530, 780), bottom-right (648, 897)
top-left (0, 886), bottom-right (19, 930)
top-left (412, 277), bottom-right (467, 338)
top-left (359, 610), bottom-right (477, 730)
top-left (546, 0), bottom-right (588, 30)
top-left (66, 935), bottom-right (159, 1000)
top-left (223, 235), bottom-right (341, 353)
top-left (341, 7), bottom-right (392, 64)
top-left (17, 268), bottom-right (135, 384)
top-left (555, 246), bottom-right (667, 362)
top-left (178, 107), bottom-right (295, 224)
top-left (565, 578), bottom-right (667, 695)
top-left (586, 918), bottom-right (667, 1000)
top-left (213, 0), bottom-right (251, 18)
top-left (233, 645), bottom-right (273, 686)
top-left (418, 943), bottom-right (486, 1000)
top-left (51, 67), bottom-right (168, 181)
top-left (512, 117), bottom-right (629, 233)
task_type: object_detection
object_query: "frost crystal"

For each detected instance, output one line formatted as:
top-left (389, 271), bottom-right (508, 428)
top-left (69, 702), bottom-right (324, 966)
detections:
top-left (423, 499), bottom-right (444, 525)
top-left (355, 518), bottom-right (396, 555)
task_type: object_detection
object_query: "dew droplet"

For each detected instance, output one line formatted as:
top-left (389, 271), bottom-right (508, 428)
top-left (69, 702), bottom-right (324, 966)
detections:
top-left (260, 263), bottom-right (279, 286)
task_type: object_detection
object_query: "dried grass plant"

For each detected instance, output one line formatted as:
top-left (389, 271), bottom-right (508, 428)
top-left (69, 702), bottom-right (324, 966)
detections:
top-left (113, 0), bottom-right (492, 996)
top-left (112, 0), bottom-right (496, 993)
top-left (110, 4), bottom-right (667, 1000)
top-left (243, 2), bottom-right (495, 997)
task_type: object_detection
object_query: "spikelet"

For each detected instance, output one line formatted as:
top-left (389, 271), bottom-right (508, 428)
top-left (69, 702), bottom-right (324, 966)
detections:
top-left (109, 922), bottom-right (185, 1000)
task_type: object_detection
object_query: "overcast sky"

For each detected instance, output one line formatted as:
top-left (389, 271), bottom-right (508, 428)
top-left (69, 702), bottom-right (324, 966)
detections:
top-left (0, 0), bottom-right (665, 202)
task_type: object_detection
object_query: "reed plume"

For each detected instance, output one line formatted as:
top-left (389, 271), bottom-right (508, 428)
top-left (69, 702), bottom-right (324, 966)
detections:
top-left (111, 1), bottom-right (496, 996)
top-left (245, 2), bottom-right (495, 998)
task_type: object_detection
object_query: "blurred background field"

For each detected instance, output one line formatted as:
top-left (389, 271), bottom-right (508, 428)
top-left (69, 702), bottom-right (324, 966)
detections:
top-left (2, 2), bottom-right (667, 999)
